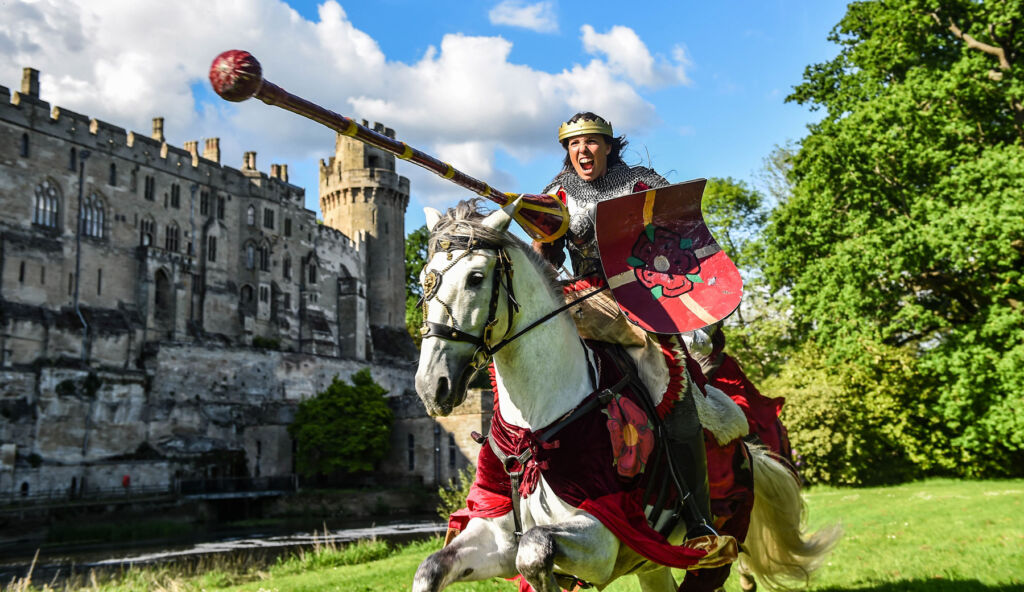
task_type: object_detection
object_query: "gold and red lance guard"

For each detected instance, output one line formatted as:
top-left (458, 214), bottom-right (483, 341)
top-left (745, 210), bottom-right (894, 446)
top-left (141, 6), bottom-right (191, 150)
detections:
top-left (208, 50), bottom-right (568, 242)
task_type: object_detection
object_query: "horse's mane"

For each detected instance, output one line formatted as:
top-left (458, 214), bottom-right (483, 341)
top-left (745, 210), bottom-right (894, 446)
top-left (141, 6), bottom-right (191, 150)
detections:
top-left (429, 199), bottom-right (561, 292)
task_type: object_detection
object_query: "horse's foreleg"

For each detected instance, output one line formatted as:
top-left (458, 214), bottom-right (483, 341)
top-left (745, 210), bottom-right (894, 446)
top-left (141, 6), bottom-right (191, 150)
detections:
top-left (516, 513), bottom-right (619, 592)
top-left (412, 515), bottom-right (517, 592)
top-left (636, 566), bottom-right (678, 592)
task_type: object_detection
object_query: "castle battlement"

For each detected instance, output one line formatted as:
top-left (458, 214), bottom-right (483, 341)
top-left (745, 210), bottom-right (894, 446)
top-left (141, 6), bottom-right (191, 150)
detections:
top-left (0, 69), bottom-right (305, 207)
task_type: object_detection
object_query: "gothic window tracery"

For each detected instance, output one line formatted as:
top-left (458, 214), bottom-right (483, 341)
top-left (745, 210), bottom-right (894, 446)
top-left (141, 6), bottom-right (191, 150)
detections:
top-left (33, 179), bottom-right (60, 228)
top-left (82, 192), bottom-right (105, 238)
top-left (246, 205), bottom-right (256, 226)
top-left (140, 217), bottom-right (154, 246)
top-left (164, 222), bottom-right (180, 252)
top-left (258, 242), bottom-right (270, 272)
top-left (245, 242), bottom-right (256, 270)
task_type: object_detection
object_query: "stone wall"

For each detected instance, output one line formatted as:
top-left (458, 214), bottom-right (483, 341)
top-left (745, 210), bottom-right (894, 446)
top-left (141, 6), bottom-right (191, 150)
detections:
top-left (0, 344), bottom-right (419, 498)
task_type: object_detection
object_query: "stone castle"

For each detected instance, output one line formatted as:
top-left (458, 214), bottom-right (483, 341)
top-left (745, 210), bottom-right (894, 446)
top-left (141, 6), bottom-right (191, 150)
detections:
top-left (0, 67), bottom-right (489, 499)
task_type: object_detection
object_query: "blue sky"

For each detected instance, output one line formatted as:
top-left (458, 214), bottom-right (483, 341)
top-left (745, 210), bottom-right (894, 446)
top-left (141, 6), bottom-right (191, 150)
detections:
top-left (3, 0), bottom-right (848, 233)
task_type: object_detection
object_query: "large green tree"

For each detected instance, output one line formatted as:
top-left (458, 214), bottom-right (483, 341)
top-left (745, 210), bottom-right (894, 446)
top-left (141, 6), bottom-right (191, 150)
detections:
top-left (769, 0), bottom-right (1024, 477)
top-left (288, 369), bottom-right (394, 476)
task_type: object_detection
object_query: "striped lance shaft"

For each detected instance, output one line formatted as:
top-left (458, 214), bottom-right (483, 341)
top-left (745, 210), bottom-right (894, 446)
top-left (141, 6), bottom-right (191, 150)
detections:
top-left (208, 50), bottom-right (568, 242)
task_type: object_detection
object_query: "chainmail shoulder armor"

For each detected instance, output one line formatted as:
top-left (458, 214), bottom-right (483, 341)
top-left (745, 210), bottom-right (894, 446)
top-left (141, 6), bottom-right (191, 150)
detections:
top-left (544, 163), bottom-right (669, 270)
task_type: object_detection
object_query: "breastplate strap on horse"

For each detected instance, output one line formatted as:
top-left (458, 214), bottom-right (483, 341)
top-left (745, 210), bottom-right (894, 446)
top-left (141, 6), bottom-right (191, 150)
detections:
top-left (595, 179), bottom-right (743, 333)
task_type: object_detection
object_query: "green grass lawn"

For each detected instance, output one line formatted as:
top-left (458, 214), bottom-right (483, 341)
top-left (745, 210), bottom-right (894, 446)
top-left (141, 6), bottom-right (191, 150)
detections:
top-left (8, 479), bottom-right (1022, 592)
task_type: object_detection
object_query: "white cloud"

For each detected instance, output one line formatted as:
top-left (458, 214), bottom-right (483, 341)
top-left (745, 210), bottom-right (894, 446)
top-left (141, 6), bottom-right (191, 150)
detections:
top-left (1, 0), bottom-right (687, 211)
top-left (488, 1), bottom-right (558, 33)
top-left (581, 25), bottom-right (691, 88)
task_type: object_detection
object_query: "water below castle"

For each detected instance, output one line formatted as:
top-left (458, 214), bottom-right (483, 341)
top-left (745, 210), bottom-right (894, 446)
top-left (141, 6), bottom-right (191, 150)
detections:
top-left (0, 516), bottom-right (446, 583)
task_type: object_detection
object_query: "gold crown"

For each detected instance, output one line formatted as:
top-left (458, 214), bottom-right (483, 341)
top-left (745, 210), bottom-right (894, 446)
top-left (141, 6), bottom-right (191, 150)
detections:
top-left (558, 116), bottom-right (613, 142)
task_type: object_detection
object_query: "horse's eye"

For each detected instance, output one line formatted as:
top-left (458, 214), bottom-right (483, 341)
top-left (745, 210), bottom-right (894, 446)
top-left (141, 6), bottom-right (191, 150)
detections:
top-left (467, 271), bottom-right (486, 287)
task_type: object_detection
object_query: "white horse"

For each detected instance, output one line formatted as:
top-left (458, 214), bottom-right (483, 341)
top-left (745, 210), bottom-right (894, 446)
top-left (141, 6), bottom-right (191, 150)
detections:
top-left (413, 201), bottom-right (839, 592)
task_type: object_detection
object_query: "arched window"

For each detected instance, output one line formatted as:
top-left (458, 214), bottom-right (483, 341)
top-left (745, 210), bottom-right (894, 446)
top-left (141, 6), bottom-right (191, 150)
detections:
top-left (108, 163), bottom-right (117, 186)
top-left (82, 192), bottom-right (105, 238)
top-left (20, 133), bottom-right (29, 157)
top-left (207, 235), bottom-right (217, 262)
top-left (170, 184), bottom-right (180, 209)
top-left (283, 256), bottom-right (291, 280)
top-left (246, 205), bottom-right (255, 226)
top-left (245, 243), bottom-right (255, 270)
top-left (69, 147), bottom-right (77, 171)
top-left (140, 217), bottom-right (154, 246)
top-left (33, 179), bottom-right (60, 227)
top-left (258, 243), bottom-right (270, 271)
top-left (164, 222), bottom-right (180, 252)
top-left (407, 433), bottom-right (416, 471)
top-left (308, 262), bottom-right (317, 284)
top-left (240, 284), bottom-right (254, 303)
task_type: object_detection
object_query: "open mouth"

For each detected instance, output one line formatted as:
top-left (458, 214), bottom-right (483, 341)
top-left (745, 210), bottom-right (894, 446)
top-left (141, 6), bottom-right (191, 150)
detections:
top-left (578, 156), bottom-right (594, 172)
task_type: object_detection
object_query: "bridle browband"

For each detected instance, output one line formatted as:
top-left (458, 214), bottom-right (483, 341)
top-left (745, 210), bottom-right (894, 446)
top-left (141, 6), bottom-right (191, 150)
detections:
top-left (420, 232), bottom-right (607, 370)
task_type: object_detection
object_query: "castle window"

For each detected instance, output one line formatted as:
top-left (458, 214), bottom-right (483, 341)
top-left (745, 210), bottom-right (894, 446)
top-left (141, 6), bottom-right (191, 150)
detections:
top-left (207, 235), bottom-right (217, 262)
top-left (68, 272), bottom-right (73, 296)
top-left (245, 243), bottom-right (255, 270)
top-left (308, 263), bottom-right (317, 284)
top-left (263, 208), bottom-right (274, 230)
top-left (144, 176), bottom-right (155, 201)
top-left (19, 262), bottom-right (25, 283)
top-left (140, 218), bottom-right (154, 246)
top-left (109, 163), bottom-right (117, 186)
top-left (200, 191), bottom-right (209, 216)
top-left (259, 285), bottom-right (270, 303)
top-left (164, 223), bottom-right (180, 252)
top-left (283, 257), bottom-right (291, 280)
top-left (283, 292), bottom-right (291, 310)
top-left (33, 179), bottom-right (60, 228)
top-left (448, 433), bottom-right (457, 469)
top-left (20, 133), bottom-right (29, 157)
top-left (170, 184), bottom-right (181, 209)
top-left (97, 268), bottom-right (102, 296)
top-left (69, 147), bottom-right (77, 171)
top-left (407, 433), bottom-right (415, 471)
top-left (81, 192), bottom-right (105, 238)
top-left (240, 284), bottom-right (254, 304)
top-left (284, 218), bottom-right (292, 237)
top-left (246, 205), bottom-right (255, 226)
top-left (258, 244), bottom-right (270, 271)
top-left (40, 266), bottom-right (45, 285)
top-left (217, 196), bottom-right (226, 220)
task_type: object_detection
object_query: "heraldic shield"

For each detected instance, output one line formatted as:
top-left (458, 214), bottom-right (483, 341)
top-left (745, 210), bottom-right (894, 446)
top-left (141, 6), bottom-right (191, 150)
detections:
top-left (595, 179), bottom-right (743, 334)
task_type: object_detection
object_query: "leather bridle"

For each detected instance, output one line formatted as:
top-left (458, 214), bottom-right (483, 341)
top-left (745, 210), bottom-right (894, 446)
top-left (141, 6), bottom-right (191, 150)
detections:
top-left (420, 234), bottom-right (520, 370)
top-left (419, 233), bottom-right (608, 370)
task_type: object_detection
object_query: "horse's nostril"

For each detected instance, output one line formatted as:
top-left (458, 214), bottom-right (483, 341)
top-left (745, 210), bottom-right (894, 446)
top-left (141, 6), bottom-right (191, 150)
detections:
top-left (436, 377), bottom-right (450, 400)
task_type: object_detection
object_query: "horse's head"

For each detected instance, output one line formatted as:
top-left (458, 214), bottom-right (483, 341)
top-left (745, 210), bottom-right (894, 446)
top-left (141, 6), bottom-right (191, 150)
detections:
top-left (414, 202), bottom-right (518, 416)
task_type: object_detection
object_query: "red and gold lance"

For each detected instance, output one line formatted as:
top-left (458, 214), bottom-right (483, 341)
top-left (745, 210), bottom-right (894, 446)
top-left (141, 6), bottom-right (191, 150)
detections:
top-left (208, 50), bottom-right (568, 242)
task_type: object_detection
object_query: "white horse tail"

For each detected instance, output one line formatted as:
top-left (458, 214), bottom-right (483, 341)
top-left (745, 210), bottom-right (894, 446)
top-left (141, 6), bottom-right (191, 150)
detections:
top-left (740, 444), bottom-right (842, 592)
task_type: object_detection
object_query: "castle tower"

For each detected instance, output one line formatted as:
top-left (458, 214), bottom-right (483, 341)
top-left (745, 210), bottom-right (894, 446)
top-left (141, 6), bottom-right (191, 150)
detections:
top-left (319, 121), bottom-right (410, 332)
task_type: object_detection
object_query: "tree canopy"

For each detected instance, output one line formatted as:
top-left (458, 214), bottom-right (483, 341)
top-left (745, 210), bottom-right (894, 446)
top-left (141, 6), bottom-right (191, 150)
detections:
top-left (405, 224), bottom-right (430, 345)
top-left (767, 0), bottom-right (1024, 478)
top-left (287, 369), bottom-right (394, 476)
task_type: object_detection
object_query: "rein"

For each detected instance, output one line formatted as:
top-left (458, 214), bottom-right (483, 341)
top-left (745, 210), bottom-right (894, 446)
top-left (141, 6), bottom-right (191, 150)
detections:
top-left (420, 233), bottom-right (608, 370)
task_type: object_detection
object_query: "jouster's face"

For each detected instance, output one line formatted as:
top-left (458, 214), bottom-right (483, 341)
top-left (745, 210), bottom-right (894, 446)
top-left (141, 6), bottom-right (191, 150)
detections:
top-left (567, 134), bottom-right (611, 181)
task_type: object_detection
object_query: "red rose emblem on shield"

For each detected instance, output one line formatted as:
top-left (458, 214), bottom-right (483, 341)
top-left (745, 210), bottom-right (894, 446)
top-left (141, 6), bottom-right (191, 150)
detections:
top-left (627, 225), bottom-right (703, 299)
top-left (604, 394), bottom-right (655, 478)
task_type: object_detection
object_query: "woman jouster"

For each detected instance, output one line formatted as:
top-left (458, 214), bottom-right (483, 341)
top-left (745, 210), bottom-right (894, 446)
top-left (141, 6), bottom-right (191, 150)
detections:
top-left (535, 112), bottom-right (718, 542)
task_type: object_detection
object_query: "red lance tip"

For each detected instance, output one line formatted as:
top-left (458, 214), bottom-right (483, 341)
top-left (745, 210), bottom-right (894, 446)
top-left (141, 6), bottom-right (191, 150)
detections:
top-left (209, 50), bottom-right (263, 102)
